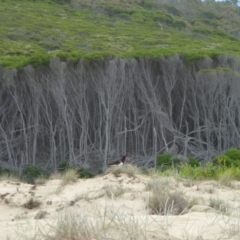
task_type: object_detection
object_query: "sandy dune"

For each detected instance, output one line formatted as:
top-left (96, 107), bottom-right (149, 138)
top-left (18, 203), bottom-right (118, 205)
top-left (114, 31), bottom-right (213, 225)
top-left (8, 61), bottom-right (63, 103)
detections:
top-left (1, 172), bottom-right (240, 239)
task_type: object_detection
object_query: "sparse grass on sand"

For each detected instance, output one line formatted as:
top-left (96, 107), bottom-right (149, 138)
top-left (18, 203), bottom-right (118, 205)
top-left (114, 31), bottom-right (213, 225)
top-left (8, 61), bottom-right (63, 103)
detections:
top-left (218, 170), bottom-right (234, 188)
top-left (21, 205), bottom-right (168, 240)
top-left (51, 169), bottom-right (79, 185)
top-left (51, 169), bottom-right (79, 194)
top-left (106, 164), bottom-right (141, 177)
top-left (146, 178), bottom-right (189, 215)
top-left (0, 174), bottom-right (22, 183)
top-left (209, 197), bottom-right (230, 214)
top-left (34, 176), bottom-right (48, 185)
top-left (103, 185), bottom-right (126, 198)
top-left (3, 167), bottom-right (240, 240)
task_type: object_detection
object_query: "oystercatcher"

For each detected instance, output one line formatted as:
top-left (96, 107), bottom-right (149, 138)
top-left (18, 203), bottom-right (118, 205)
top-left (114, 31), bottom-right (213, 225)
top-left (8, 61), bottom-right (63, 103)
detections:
top-left (107, 155), bottom-right (130, 166)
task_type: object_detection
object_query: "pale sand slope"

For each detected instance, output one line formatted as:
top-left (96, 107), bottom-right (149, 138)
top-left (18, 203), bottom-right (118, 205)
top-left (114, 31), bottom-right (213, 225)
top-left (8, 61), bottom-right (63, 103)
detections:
top-left (1, 172), bottom-right (240, 239)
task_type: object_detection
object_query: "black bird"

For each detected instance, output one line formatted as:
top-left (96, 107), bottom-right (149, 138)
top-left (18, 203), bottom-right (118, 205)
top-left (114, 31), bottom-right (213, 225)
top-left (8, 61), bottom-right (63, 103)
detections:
top-left (107, 155), bottom-right (130, 166)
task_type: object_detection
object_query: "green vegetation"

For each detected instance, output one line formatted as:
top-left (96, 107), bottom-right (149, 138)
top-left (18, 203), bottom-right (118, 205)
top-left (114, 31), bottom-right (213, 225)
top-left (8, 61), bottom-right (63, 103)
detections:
top-left (156, 153), bottom-right (180, 170)
top-left (0, 161), bottom-right (94, 184)
top-left (1, 0), bottom-right (240, 68)
top-left (156, 153), bottom-right (200, 169)
top-left (2, 148), bottom-right (240, 184)
top-left (156, 148), bottom-right (240, 181)
top-left (147, 178), bottom-right (189, 215)
top-left (57, 160), bottom-right (95, 179)
top-left (214, 148), bottom-right (240, 167)
top-left (21, 164), bottom-right (50, 184)
top-left (0, 166), bottom-right (18, 177)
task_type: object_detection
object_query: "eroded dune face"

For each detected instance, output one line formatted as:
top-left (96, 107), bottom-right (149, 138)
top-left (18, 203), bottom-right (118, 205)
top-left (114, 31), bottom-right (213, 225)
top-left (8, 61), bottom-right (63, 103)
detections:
top-left (1, 171), bottom-right (240, 240)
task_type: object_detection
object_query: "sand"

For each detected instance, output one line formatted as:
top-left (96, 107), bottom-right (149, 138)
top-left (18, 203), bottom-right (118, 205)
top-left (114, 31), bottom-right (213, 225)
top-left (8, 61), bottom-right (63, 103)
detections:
top-left (1, 171), bottom-right (240, 239)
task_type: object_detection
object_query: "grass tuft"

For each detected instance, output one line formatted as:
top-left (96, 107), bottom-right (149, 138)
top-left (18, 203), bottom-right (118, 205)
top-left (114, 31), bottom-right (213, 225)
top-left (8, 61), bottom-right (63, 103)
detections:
top-left (146, 178), bottom-right (189, 215)
top-left (103, 185), bottom-right (126, 198)
top-left (218, 170), bottom-right (234, 188)
top-left (106, 164), bottom-right (140, 177)
top-left (209, 197), bottom-right (230, 214)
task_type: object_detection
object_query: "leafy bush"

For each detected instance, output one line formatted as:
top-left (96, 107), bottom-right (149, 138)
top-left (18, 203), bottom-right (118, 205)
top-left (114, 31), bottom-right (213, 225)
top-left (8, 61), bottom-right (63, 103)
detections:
top-left (28, 53), bottom-right (51, 67)
top-left (172, 20), bottom-right (187, 30)
top-left (0, 167), bottom-right (18, 177)
top-left (179, 162), bottom-right (222, 180)
top-left (193, 27), bottom-right (212, 35)
top-left (57, 161), bottom-right (70, 172)
top-left (105, 6), bottom-right (135, 17)
top-left (151, 12), bottom-right (173, 24)
top-left (164, 5), bottom-right (182, 16)
top-left (213, 155), bottom-right (232, 167)
top-left (156, 153), bottom-right (180, 170)
top-left (224, 148), bottom-right (240, 161)
top-left (139, 0), bottom-right (156, 10)
top-left (214, 148), bottom-right (240, 167)
top-left (57, 161), bottom-right (94, 179)
top-left (188, 157), bottom-right (200, 167)
top-left (180, 161), bottom-right (240, 181)
top-left (50, 0), bottom-right (72, 4)
top-left (200, 11), bottom-right (219, 20)
top-left (21, 165), bottom-right (49, 184)
top-left (77, 168), bottom-right (95, 179)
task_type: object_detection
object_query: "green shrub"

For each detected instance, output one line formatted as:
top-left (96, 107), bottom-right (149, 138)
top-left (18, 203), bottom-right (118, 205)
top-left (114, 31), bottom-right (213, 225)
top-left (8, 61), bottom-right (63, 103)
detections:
top-left (179, 162), bottom-right (222, 180)
top-left (21, 165), bottom-right (49, 184)
top-left (224, 148), bottom-right (240, 161)
top-left (140, 0), bottom-right (156, 10)
top-left (157, 153), bottom-right (180, 170)
top-left (105, 6), bottom-right (135, 17)
top-left (213, 155), bottom-right (232, 167)
top-left (172, 20), bottom-right (187, 30)
top-left (164, 5), bottom-right (182, 16)
top-left (188, 157), bottom-right (200, 167)
top-left (28, 53), bottom-right (50, 67)
top-left (57, 161), bottom-right (94, 179)
top-left (213, 30), bottom-right (229, 38)
top-left (179, 164), bottom-right (202, 180)
top-left (0, 167), bottom-right (19, 177)
top-left (151, 12), bottom-right (173, 24)
top-left (214, 148), bottom-right (240, 167)
top-left (200, 11), bottom-right (219, 20)
top-left (57, 161), bottom-right (70, 172)
top-left (193, 27), bottom-right (212, 35)
top-left (77, 168), bottom-right (95, 179)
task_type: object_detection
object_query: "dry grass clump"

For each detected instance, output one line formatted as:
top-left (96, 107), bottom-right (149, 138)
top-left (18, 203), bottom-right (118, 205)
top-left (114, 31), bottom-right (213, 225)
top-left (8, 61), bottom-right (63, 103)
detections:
top-left (60, 169), bottom-right (79, 186)
top-left (0, 174), bottom-right (21, 182)
top-left (38, 207), bottom-right (152, 240)
top-left (51, 169), bottom-right (79, 194)
top-left (147, 178), bottom-right (189, 215)
top-left (34, 176), bottom-right (48, 185)
top-left (148, 190), bottom-right (189, 215)
top-left (146, 178), bottom-right (171, 192)
top-left (103, 185), bottom-right (126, 198)
top-left (22, 198), bottom-right (41, 209)
top-left (209, 197), bottom-right (230, 214)
top-left (74, 192), bottom-right (105, 203)
top-left (106, 164), bottom-right (140, 177)
top-left (218, 171), bottom-right (234, 188)
top-left (52, 169), bottom-right (79, 186)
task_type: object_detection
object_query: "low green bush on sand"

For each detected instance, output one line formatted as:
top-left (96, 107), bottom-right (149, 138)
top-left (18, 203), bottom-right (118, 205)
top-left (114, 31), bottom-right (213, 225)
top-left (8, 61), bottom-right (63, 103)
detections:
top-left (21, 165), bottom-right (50, 184)
top-left (214, 148), bottom-right (240, 167)
top-left (57, 160), bottom-right (95, 179)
